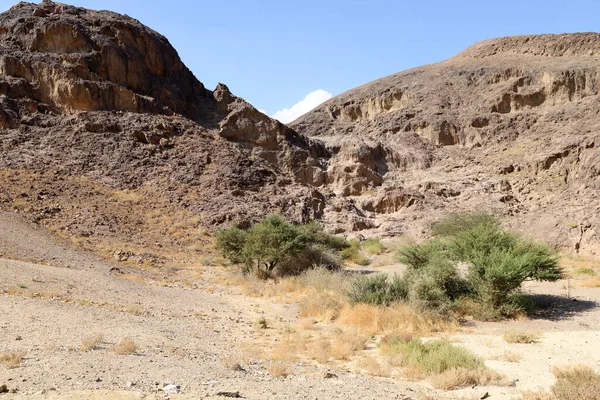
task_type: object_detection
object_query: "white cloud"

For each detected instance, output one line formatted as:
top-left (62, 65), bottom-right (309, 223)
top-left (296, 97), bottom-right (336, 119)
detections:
top-left (272, 89), bottom-right (333, 124)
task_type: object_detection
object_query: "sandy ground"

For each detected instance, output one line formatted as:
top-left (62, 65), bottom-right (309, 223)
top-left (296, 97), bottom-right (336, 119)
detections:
top-left (1, 212), bottom-right (600, 399)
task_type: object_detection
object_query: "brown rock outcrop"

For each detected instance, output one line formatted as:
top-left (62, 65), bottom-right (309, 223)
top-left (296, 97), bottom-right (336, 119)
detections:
top-left (0, 2), bottom-right (330, 259)
top-left (293, 33), bottom-right (600, 254)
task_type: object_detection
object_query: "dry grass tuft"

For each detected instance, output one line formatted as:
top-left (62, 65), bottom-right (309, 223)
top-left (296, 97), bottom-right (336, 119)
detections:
top-left (503, 330), bottom-right (541, 344)
top-left (494, 350), bottom-right (523, 363)
top-left (430, 367), bottom-right (510, 390)
top-left (266, 362), bottom-right (290, 378)
top-left (112, 337), bottom-right (138, 355)
top-left (520, 365), bottom-right (600, 400)
top-left (329, 329), bottom-right (368, 360)
top-left (307, 338), bottom-right (331, 364)
top-left (223, 356), bottom-right (245, 371)
top-left (80, 334), bottom-right (104, 351)
top-left (298, 293), bottom-right (344, 322)
top-left (338, 303), bottom-right (453, 335)
top-left (580, 276), bottom-right (600, 288)
top-left (357, 356), bottom-right (390, 377)
top-left (0, 351), bottom-right (26, 369)
top-left (124, 305), bottom-right (144, 316)
top-left (270, 333), bottom-right (306, 362)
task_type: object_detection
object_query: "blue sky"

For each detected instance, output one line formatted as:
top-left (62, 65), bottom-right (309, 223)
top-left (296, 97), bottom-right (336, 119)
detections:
top-left (1, 1), bottom-right (599, 121)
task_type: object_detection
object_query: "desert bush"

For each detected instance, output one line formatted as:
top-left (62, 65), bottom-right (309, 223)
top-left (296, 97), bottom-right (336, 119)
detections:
top-left (380, 337), bottom-right (483, 375)
top-left (340, 239), bottom-right (370, 265)
top-left (113, 337), bottom-right (138, 355)
top-left (521, 365), bottom-right (600, 400)
top-left (503, 330), bottom-right (541, 344)
top-left (80, 333), bottom-right (104, 351)
top-left (431, 212), bottom-right (499, 237)
top-left (551, 365), bottom-right (600, 400)
top-left (216, 215), bottom-right (347, 278)
top-left (346, 274), bottom-right (407, 306)
top-left (363, 237), bottom-right (386, 255)
top-left (430, 367), bottom-right (508, 390)
top-left (398, 213), bottom-right (562, 320)
top-left (0, 351), bottom-right (26, 369)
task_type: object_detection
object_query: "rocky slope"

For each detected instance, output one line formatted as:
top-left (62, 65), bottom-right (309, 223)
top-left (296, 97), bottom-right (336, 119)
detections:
top-left (292, 33), bottom-right (600, 255)
top-left (1, 1), bottom-right (600, 259)
top-left (0, 1), bottom-right (331, 263)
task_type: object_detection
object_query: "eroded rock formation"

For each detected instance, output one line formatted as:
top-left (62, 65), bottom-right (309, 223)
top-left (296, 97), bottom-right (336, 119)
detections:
top-left (293, 33), bottom-right (600, 255)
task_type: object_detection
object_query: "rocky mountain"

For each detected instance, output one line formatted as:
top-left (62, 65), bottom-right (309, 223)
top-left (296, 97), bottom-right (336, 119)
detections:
top-left (1, 1), bottom-right (599, 261)
top-left (292, 33), bottom-right (600, 255)
top-left (0, 1), bottom-right (330, 263)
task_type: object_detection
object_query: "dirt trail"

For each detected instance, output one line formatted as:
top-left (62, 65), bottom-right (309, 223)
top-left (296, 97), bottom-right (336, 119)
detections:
top-left (0, 212), bottom-right (429, 399)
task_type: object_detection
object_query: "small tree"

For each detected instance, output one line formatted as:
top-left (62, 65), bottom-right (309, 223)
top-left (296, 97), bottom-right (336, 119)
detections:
top-left (216, 215), bottom-right (346, 278)
top-left (397, 213), bottom-right (563, 319)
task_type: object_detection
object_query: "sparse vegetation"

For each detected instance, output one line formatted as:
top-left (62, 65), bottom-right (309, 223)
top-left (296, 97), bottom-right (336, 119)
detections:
top-left (266, 362), bottom-right (290, 377)
top-left (380, 337), bottom-right (484, 375)
top-left (430, 367), bottom-right (508, 390)
top-left (521, 365), bottom-right (600, 400)
top-left (340, 239), bottom-right (370, 265)
top-left (346, 274), bottom-right (407, 306)
top-left (112, 337), bottom-right (138, 355)
top-left (0, 351), bottom-right (26, 369)
top-left (396, 212), bottom-right (563, 320)
top-left (80, 334), bottom-right (104, 351)
top-left (363, 237), bottom-right (386, 255)
top-left (216, 215), bottom-right (348, 278)
top-left (573, 267), bottom-right (596, 276)
top-left (503, 330), bottom-right (541, 344)
top-left (379, 336), bottom-right (507, 389)
top-left (580, 276), bottom-right (600, 288)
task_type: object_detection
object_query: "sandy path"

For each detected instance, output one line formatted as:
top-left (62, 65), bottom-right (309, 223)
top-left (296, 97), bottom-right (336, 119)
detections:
top-left (0, 212), bottom-right (428, 399)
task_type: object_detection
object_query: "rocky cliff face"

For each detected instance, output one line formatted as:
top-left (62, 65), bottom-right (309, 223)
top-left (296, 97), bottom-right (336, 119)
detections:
top-left (0, 1), bottom-right (330, 262)
top-left (293, 33), bottom-right (600, 255)
top-left (2, 2), bottom-right (600, 259)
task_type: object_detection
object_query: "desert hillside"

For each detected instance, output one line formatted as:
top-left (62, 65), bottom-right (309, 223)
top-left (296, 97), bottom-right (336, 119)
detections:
top-left (0, 1), bottom-right (331, 265)
top-left (293, 33), bottom-right (600, 255)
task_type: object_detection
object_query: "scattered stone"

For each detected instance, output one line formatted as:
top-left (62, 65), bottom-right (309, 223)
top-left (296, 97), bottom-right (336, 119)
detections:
top-left (162, 384), bottom-right (179, 394)
top-left (216, 391), bottom-right (243, 398)
top-left (323, 372), bottom-right (337, 379)
top-left (0, 385), bottom-right (8, 394)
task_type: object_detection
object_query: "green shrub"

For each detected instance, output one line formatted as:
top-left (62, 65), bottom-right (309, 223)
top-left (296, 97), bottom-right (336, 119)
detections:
top-left (431, 212), bottom-right (499, 237)
top-left (397, 212), bottom-right (562, 320)
top-left (573, 267), bottom-right (597, 276)
top-left (363, 237), bottom-right (386, 255)
top-left (398, 240), bottom-right (448, 269)
top-left (340, 239), bottom-right (370, 266)
top-left (346, 274), bottom-right (407, 305)
top-left (380, 337), bottom-right (484, 375)
top-left (215, 215), bottom-right (346, 278)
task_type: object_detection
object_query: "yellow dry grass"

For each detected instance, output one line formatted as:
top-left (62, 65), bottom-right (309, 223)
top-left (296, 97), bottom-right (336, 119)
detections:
top-left (580, 276), bottom-right (600, 288)
top-left (493, 350), bottom-right (523, 363)
top-left (306, 338), bottom-right (331, 364)
top-left (520, 365), bottom-right (600, 400)
top-left (270, 333), bottom-right (307, 362)
top-left (112, 337), bottom-right (138, 355)
top-left (266, 362), bottom-right (290, 378)
top-left (357, 356), bottom-right (389, 377)
top-left (338, 303), bottom-right (454, 335)
top-left (0, 351), bottom-right (26, 369)
top-left (430, 367), bottom-right (510, 390)
top-left (503, 330), bottom-right (541, 344)
top-left (329, 329), bottom-right (368, 360)
top-left (80, 334), bottom-right (104, 351)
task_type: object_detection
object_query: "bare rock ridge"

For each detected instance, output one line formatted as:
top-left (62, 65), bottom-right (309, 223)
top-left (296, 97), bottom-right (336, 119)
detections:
top-left (292, 33), bottom-right (600, 254)
top-left (2, 2), bottom-right (600, 257)
top-left (0, 1), bottom-right (331, 257)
